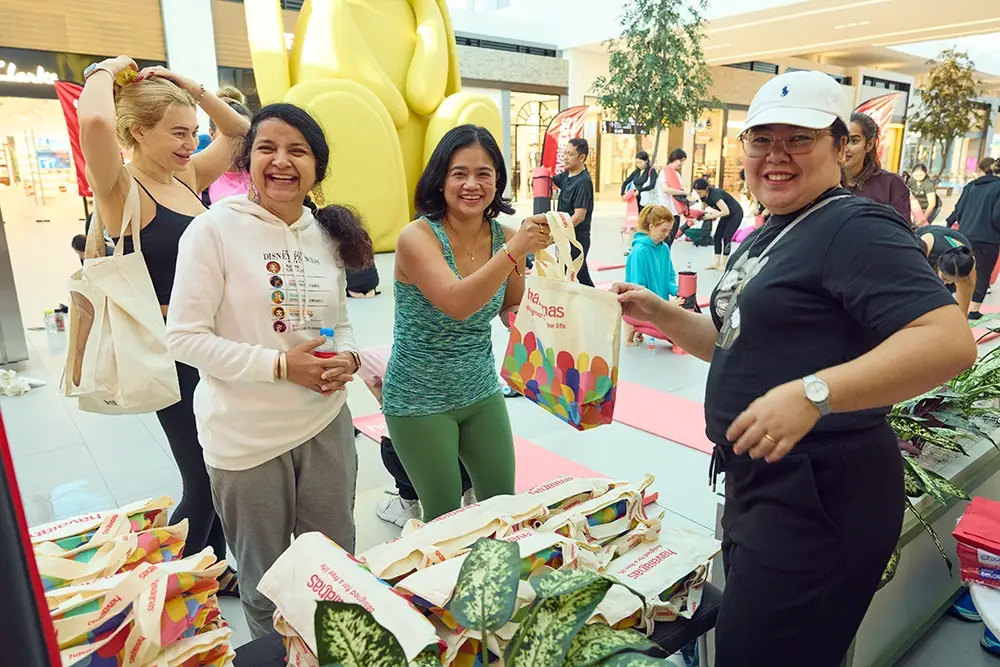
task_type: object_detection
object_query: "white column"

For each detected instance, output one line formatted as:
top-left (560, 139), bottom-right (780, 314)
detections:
top-left (160, 0), bottom-right (220, 129)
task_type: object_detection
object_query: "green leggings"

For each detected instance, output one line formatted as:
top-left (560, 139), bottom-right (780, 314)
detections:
top-left (385, 391), bottom-right (515, 521)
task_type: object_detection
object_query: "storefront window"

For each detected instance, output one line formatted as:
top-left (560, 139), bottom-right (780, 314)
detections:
top-left (509, 92), bottom-right (559, 202)
top-left (218, 67), bottom-right (261, 111)
top-left (693, 108), bottom-right (723, 186)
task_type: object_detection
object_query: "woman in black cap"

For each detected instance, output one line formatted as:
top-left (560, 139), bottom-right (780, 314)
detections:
top-left (613, 70), bottom-right (975, 667)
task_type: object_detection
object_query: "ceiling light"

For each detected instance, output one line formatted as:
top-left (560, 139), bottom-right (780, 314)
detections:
top-left (706, 0), bottom-right (889, 34)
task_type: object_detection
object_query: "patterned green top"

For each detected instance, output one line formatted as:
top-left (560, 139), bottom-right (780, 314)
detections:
top-left (382, 218), bottom-right (507, 417)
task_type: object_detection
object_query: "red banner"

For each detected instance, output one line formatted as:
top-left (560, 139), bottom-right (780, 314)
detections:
top-left (541, 105), bottom-right (589, 176)
top-left (54, 81), bottom-right (92, 197)
top-left (854, 92), bottom-right (902, 164)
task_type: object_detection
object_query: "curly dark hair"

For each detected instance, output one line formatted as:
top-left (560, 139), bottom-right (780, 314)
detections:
top-left (237, 103), bottom-right (374, 271)
top-left (415, 124), bottom-right (515, 222)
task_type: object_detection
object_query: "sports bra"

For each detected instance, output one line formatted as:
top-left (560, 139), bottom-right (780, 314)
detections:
top-left (116, 177), bottom-right (206, 306)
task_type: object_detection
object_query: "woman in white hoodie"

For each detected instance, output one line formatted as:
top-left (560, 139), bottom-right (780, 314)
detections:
top-left (166, 103), bottom-right (373, 638)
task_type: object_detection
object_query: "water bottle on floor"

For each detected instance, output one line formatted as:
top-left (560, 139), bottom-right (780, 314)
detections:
top-left (314, 327), bottom-right (338, 359)
top-left (648, 336), bottom-right (656, 352)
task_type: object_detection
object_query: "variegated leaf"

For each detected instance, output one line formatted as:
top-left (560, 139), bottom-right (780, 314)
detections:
top-left (506, 577), bottom-right (613, 667)
top-left (314, 601), bottom-right (408, 667)
top-left (904, 457), bottom-right (969, 504)
top-left (905, 497), bottom-right (953, 575)
top-left (564, 623), bottom-right (662, 667)
top-left (449, 538), bottom-right (521, 632)
top-left (408, 651), bottom-right (442, 667)
top-left (902, 464), bottom-right (923, 497)
top-left (597, 652), bottom-right (673, 666)
top-left (530, 569), bottom-right (601, 599)
top-left (878, 547), bottom-right (901, 590)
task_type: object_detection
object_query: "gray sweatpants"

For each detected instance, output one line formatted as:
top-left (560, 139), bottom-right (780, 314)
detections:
top-left (207, 407), bottom-right (358, 639)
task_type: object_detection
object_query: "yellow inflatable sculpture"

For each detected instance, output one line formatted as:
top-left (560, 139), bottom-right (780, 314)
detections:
top-left (244, 0), bottom-right (503, 252)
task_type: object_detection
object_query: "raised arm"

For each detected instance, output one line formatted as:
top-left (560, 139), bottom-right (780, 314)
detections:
top-left (134, 67), bottom-right (251, 193)
top-left (79, 56), bottom-right (137, 217)
top-left (396, 217), bottom-right (548, 321)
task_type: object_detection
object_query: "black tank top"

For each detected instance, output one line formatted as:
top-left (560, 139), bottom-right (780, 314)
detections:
top-left (116, 177), bottom-right (206, 306)
top-left (916, 225), bottom-right (969, 268)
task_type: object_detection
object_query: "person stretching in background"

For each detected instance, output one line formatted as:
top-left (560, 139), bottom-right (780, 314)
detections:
top-left (946, 157), bottom-right (1000, 320)
top-left (624, 205), bottom-right (679, 346)
top-left (693, 178), bottom-right (744, 270)
top-left (908, 163), bottom-right (939, 224)
top-left (553, 137), bottom-right (595, 286)
top-left (916, 225), bottom-right (976, 315)
top-left (844, 112), bottom-right (911, 221)
top-left (658, 148), bottom-right (689, 244)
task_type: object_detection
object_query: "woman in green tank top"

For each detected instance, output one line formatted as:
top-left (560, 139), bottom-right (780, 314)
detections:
top-left (383, 125), bottom-right (552, 521)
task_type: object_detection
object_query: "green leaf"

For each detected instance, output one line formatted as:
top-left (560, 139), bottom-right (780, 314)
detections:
top-left (565, 624), bottom-right (662, 667)
top-left (314, 601), bottom-right (408, 667)
top-left (905, 497), bottom-right (953, 575)
top-left (903, 464), bottom-right (924, 497)
top-left (597, 653), bottom-right (674, 666)
top-left (449, 538), bottom-right (521, 633)
top-left (903, 457), bottom-right (970, 504)
top-left (408, 652), bottom-right (441, 667)
top-left (878, 547), bottom-right (901, 590)
top-left (505, 577), bottom-right (613, 667)
top-left (531, 569), bottom-right (603, 600)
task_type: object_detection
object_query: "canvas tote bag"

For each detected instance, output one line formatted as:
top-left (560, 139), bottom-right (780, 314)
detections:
top-left (502, 211), bottom-right (622, 430)
top-left (63, 179), bottom-right (180, 414)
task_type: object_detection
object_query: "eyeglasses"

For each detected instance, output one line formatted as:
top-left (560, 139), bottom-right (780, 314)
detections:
top-left (741, 129), bottom-right (834, 158)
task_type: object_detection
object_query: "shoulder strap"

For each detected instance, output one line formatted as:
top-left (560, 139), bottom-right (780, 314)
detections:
top-left (756, 195), bottom-right (851, 261)
top-left (423, 217), bottom-right (456, 262)
top-left (176, 176), bottom-right (208, 208)
top-left (86, 178), bottom-right (142, 259)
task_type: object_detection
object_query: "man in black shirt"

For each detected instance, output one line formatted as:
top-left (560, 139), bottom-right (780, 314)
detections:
top-left (552, 137), bottom-right (595, 287)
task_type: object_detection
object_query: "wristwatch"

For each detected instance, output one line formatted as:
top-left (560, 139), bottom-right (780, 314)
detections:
top-left (802, 374), bottom-right (832, 417)
top-left (83, 62), bottom-right (114, 81)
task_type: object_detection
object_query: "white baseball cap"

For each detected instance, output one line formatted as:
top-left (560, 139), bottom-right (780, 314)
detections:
top-left (744, 70), bottom-right (853, 132)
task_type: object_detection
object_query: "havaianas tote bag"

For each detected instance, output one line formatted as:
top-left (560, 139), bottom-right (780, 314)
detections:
top-left (63, 178), bottom-right (180, 414)
top-left (502, 211), bottom-right (622, 430)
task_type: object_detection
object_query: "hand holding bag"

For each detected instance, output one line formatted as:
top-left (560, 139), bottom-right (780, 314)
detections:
top-left (63, 178), bottom-right (180, 414)
top-left (502, 211), bottom-right (622, 430)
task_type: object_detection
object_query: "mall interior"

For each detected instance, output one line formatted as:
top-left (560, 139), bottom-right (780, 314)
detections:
top-left (2, 1), bottom-right (1000, 666)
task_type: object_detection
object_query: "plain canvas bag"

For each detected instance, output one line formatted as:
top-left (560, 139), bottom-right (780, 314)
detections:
top-left (63, 178), bottom-right (180, 414)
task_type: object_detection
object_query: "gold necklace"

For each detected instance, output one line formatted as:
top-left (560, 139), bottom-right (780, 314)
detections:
top-left (130, 164), bottom-right (174, 185)
top-left (447, 221), bottom-right (486, 261)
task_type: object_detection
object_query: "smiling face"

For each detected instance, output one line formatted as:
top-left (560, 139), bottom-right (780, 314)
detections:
top-left (443, 144), bottom-right (497, 219)
top-left (133, 103), bottom-right (199, 172)
top-left (844, 121), bottom-right (870, 177)
top-left (743, 123), bottom-right (846, 216)
top-left (249, 119), bottom-right (317, 209)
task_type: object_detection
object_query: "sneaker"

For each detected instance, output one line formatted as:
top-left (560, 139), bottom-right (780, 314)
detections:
top-left (376, 491), bottom-right (420, 527)
top-left (462, 488), bottom-right (477, 507)
top-left (950, 589), bottom-right (982, 622)
top-left (982, 628), bottom-right (1000, 655)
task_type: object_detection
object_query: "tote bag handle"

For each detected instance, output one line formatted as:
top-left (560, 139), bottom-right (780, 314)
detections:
top-left (532, 211), bottom-right (585, 283)
top-left (85, 177), bottom-right (142, 259)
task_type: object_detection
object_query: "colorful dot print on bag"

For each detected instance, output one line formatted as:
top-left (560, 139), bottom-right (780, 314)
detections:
top-left (501, 211), bottom-right (622, 431)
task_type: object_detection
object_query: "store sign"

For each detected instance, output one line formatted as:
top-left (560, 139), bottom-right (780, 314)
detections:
top-left (602, 120), bottom-right (648, 135)
top-left (0, 60), bottom-right (58, 85)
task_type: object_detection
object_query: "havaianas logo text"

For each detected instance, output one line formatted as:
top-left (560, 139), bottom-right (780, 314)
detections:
top-left (525, 288), bottom-right (565, 319)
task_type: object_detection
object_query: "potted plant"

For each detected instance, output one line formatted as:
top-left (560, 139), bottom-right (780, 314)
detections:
top-left (311, 538), bottom-right (672, 667)
top-left (881, 321), bottom-right (1000, 585)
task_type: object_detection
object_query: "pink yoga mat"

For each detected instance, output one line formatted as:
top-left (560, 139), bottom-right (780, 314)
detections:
top-left (594, 263), bottom-right (626, 272)
top-left (972, 305), bottom-right (1000, 344)
top-left (353, 412), bottom-right (659, 504)
top-left (613, 381), bottom-right (714, 455)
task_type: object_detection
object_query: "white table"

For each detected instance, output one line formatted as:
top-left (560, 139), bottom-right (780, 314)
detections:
top-left (971, 584), bottom-right (1000, 636)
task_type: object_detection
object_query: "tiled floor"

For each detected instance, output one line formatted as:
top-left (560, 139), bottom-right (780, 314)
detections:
top-left (0, 189), bottom-right (985, 665)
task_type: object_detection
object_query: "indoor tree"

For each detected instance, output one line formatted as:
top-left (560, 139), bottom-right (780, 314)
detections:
top-left (592, 0), bottom-right (715, 164)
top-left (907, 49), bottom-right (987, 178)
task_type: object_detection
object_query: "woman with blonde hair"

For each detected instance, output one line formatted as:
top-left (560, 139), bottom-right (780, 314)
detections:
top-left (79, 56), bottom-right (250, 593)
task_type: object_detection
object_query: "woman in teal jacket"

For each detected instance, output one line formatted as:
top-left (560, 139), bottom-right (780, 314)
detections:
top-left (625, 205), bottom-right (678, 345)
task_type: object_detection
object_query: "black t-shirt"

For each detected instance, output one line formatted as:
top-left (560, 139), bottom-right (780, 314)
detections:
top-left (554, 169), bottom-right (595, 234)
top-left (705, 187), bottom-right (744, 221)
top-left (915, 225), bottom-right (970, 268)
top-left (910, 178), bottom-right (935, 210)
top-left (705, 188), bottom-right (956, 448)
